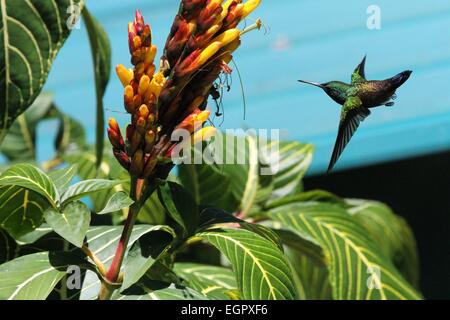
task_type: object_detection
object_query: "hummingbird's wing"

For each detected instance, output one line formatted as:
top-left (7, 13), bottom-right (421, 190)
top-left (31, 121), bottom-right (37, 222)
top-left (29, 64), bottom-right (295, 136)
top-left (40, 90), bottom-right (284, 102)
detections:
top-left (328, 97), bottom-right (371, 173)
top-left (351, 55), bottom-right (367, 84)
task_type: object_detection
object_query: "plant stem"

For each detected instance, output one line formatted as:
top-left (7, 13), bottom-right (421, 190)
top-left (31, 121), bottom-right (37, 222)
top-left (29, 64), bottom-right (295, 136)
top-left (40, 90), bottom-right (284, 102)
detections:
top-left (82, 245), bottom-right (107, 276)
top-left (98, 177), bottom-right (147, 300)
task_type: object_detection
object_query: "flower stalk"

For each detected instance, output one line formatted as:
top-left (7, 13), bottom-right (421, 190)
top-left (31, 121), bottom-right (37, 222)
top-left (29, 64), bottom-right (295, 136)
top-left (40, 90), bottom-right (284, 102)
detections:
top-left (101, 0), bottom-right (262, 300)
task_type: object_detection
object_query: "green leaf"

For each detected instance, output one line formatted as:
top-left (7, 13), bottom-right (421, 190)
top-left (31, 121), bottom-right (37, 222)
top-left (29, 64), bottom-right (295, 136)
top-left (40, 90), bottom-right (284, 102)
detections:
top-left (268, 225), bottom-right (331, 300)
top-left (347, 199), bottom-right (420, 287)
top-left (0, 185), bottom-right (50, 239)
top-left (240, 223), bottom-right (284, 251)
top-left (48, 164), bottom-right (78, 194)
top-left (0, 251), bottom-right (86, 300)
top-left (15, 224), bottom-right (53, 245)
top-left (0, 94), bottom-right (86, 163)
top-left (60, 178), bottom-right (124, 205)
top-left (0, 228), bottom-right (15, 263)
top-left (237, 135), bottom-right (260, 216)
top-left (0, 93), bottom-right (53, 161)
top-left (44, 201), bottom-right (90, 248)
top-left (158, 181), bottom-right (199, 237)
top-left (121, 225), bottom-right (175, 291)
top-left (64, 149), bottom-right (166, 224)
top-left (97, 191), bottom-right (134, 215)
top-left (262, 141), bottom-right (314, 199)
top-left (0, 163), bottom-right (58, 207)
top-left (77, 225), bottom-right (162, 300)
top-left (112, 284), bottom-right (207, 300)
top-left (50, 106), bottom-right (86, 155)
top-left (0, 0), bottom-right (85, 144)
top-left (219, 134), bottom-right (260, 214)
top-left (138, 191), bottom-right (166, 225)
top-left (197, 208), bottom-right (282, 250)
top-left (198, 207), bottom-right (241, 231)
top-left (284, 246), bottom-right (332, 300)
top-left (174, 263), bottom-right (238, 300)
top-left (178, 162), bottom-right (236, 212)
top-left (178, 133), bottom-right (260, 213)
top-left (268, 202), bottom-right (422, 300)
top-left (63, 149), bottom-right (127, 213)
top-left (82, 7), bottom-right (111, 170)
top-left (265, 189), bottom-right (347, 210)
top-left (198, 228), bottom-right (297, 300)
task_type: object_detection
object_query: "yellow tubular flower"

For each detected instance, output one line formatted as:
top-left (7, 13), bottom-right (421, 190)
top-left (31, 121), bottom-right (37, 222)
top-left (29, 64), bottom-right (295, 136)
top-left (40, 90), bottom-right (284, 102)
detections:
top-left (196, 110), bottom-right (210, 123)
top-left (195, 42), bottom-right (222, 69)
top-left (192, 127), bottom-right (217, 145)
top-left (241, 0), bottom-right (261, 20)
top-left (217, 0), bottom-right (235, 24)
top-left (212, 28), bottom-right (241, 46)
top-left (204, 25), bottom-right (221, 40)
top-left (223, 0), bottom-right (236, 11)
top-left (221, 38), bottom-right (241, 56)
top-left (177, 126), bottom-right (217, 152)
top-left (148, 72), bottom-right (166, 98)
top-left (194, 28), bottom-right (240, 69)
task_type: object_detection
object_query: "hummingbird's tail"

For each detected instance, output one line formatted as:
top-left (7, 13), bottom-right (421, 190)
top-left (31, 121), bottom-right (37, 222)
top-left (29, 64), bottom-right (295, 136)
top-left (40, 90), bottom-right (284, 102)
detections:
top-left (389, 70), bottom-right (412, 90)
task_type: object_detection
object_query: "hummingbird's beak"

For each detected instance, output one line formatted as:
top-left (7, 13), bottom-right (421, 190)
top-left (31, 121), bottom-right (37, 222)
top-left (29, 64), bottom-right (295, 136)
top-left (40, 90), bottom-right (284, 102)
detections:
top-left (297, 80), bottom-right (325, 89)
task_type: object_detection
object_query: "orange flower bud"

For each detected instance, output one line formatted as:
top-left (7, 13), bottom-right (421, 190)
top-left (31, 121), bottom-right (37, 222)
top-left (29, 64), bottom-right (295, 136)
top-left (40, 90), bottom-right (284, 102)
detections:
top-left (136, 116), bottom-right (147, 134)
top-left (125, 84), bottom-right (134, 98)
top-left (113, 150), bottom-right (131, 171)
top-left (108, 117), bottom-right (120, 132)
top-left (135, 62), bottom-right (145, 79)
top-left (139, 104), bottom-right (150, 119)
top-left (135, 10), bottom-right (145, 26)
top-left (143, 156), bottom-right (157, 178)
top-left (130, 130), bottom-right (142, 154)
top-left (144, 130), bottom-right (156, 153)
top-left (146, 64), bottom-right (156, 79)
top-left (144, 45), bottom-right (157, 67)
top-left (130, 149), bottom-right (144, 176)
top-left (138, 75), bottom-right (151, 96)
top-left (116, 65), bottom-right (134, 87)
top-left (107, 118), bottom-right (125, 151)
top-left (132, 95), bottom-right (143, 112)
top-left (133, 36), bottom-right (141, 50)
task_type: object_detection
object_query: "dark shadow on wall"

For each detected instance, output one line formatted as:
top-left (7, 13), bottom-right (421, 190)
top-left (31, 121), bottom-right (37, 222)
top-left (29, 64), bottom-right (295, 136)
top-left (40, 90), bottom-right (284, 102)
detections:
top-left (304, 151), bottom-right (450, 300)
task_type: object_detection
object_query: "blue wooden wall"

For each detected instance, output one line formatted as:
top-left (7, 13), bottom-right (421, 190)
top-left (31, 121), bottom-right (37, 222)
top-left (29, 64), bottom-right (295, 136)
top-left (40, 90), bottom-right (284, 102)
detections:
top-left (40, 0), bottom-right (450, 175)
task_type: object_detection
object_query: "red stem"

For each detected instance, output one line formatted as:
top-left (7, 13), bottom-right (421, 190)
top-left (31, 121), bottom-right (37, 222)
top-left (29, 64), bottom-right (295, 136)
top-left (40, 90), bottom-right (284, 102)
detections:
top-left (105, 204), bottom-right (139, 282)
top-left (98, 178), bottom-right (146, 300)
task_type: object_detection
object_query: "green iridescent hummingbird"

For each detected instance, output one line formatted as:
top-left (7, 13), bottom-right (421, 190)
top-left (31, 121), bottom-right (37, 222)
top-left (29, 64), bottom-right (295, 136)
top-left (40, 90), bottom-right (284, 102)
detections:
top-left (298, 56), bottom-right (412, 173)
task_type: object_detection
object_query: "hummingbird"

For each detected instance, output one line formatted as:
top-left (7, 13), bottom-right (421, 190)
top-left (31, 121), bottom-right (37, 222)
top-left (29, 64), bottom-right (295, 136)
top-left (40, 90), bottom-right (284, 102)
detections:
top-left (298, 56), bottom-right (412, 173)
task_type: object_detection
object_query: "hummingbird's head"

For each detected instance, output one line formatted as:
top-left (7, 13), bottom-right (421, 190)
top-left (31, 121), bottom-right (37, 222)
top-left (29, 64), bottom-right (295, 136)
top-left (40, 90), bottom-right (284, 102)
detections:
top-left (298, 80), bottom-right (347, 104)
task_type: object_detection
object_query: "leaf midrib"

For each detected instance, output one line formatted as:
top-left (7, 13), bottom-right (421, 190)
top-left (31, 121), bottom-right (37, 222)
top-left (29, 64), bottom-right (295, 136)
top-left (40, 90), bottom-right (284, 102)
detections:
top-left (302, 213), bottom-right (420, 299)
top-left (205, 232), bottom-right (277, 299)
top-left (1, 0), bottom-right (10, 134)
